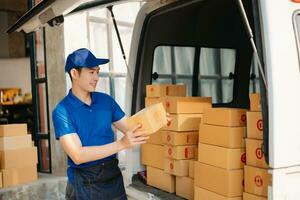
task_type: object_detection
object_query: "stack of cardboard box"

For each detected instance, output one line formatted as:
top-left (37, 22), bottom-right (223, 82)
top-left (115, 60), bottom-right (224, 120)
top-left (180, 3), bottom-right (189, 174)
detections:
top-left (244, 94), bottom-right (270, 200)
top-left (0, 124), bottom-right (38, 188)
top-left (142, 84), bottom-right (187, 193)
top-left (162, 96), bottom-right (211, 199)
top-left (195, 108), bottom-right (247, 199)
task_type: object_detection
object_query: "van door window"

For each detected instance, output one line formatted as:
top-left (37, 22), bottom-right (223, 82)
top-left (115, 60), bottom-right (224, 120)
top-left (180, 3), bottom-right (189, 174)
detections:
top-left (153, 46), bottom-right (195, 96)
top-left (199, 48), bottom-right (235, 103)
top-left (152, 46), bottom-right (236, 103)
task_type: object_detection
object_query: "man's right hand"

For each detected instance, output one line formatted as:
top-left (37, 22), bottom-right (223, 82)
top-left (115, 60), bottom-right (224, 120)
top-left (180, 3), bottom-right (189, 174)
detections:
top-left (120, 124), bottom-right (149, 149)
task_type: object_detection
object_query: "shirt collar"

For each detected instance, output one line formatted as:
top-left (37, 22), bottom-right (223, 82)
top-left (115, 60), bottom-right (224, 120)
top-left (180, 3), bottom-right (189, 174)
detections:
top-left (67, 89), bottom-right (95, 108)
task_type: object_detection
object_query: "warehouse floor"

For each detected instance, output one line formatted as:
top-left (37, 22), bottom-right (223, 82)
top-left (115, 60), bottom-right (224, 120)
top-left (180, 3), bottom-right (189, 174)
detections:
top-left (0, 173), bottom-right (66, 200)
top-left (0, 173), bottom-right (184, 200)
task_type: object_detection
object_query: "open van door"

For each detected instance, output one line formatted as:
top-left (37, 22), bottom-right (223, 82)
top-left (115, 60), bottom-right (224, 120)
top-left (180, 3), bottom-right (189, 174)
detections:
top-left (126, 0), bottom-right (300, 199)
top-left (7, 0), bottom-right (135, 33)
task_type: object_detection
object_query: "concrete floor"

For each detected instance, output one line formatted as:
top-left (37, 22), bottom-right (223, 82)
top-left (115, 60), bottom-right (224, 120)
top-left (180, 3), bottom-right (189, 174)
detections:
top-left (0, 173), bottom-right (143, 200)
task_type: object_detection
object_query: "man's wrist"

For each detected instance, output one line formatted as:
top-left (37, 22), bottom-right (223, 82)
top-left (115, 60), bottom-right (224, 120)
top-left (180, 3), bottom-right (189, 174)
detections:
top-left (116, 140), bottom-right (126, 151)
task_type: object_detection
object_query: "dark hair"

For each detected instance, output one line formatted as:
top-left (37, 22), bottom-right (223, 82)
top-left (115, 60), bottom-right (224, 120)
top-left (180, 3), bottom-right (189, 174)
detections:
top-left (68, 68), bottom-right (82, 82)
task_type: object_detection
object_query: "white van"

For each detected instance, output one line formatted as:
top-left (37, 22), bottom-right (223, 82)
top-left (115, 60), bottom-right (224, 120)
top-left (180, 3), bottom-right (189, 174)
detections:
top-left (9, 0), bottom-right (300, 199)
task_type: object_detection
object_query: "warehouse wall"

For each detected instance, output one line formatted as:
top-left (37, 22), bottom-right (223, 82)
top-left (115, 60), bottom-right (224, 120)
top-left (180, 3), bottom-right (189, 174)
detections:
top-left (45, 25), bottom-right (68, 176)
top-left (0, 58), bottom-right (31, 94)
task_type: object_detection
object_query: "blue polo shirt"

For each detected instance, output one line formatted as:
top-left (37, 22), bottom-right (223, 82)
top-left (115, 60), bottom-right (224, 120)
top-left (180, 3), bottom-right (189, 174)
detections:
top-left (52, 90), bottom-right (125, 183)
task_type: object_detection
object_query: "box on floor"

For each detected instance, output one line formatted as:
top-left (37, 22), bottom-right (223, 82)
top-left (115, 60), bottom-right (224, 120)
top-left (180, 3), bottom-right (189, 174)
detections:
top-left (1, 165), bottom-right (37, 188)
top-left (176, 176), bottom-right (194, 200)
top-left (146, 166), bottom-right (175, 193)
top-left (194, 187), bottom-right (242, 200)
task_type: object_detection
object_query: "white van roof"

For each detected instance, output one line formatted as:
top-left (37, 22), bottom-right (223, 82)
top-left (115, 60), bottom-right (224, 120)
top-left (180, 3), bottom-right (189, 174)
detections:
top-left (7, 0), bottom-right (142, 34)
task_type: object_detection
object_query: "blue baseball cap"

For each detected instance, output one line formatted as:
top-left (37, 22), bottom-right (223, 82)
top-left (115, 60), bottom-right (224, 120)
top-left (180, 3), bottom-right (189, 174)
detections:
top-left (65, 48), bottom-right (109, 73)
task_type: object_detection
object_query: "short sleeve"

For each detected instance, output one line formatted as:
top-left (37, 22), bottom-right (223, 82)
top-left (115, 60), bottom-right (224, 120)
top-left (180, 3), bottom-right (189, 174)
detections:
top-left (110, 97), bottom-right (125, 122)
top-left (52, 105), bottom-right (76, 140)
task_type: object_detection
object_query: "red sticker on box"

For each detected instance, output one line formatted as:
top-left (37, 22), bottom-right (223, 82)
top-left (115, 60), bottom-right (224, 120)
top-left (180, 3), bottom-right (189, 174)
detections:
top-left (167, 121), bottom-right (171, 126)
top-left (168, 148), bottom-right (172, 155)
top-left (150, 87), bottom-right (154, 92)
top-left (241, 114), bottom-right (246, 122)
top-left (166, 102), bottom-right (170, 107)
top-left (254, 175), bottom-right (263, 187)
top-left (167, 135), bottom-right (171, 142)
top-left (184, 148), bottom-right (188, 158)
top-left (170, 163), bottom-right (174, 170)
top-left (256, 148), bottom-right (263, 159)
top-left (241, 153), bottom-right (246, 164)
top-left (257, 119), bottom-right (263, 131)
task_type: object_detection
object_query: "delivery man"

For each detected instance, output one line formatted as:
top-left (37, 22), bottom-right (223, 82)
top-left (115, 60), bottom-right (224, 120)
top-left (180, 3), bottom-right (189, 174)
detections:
top-left (52, 48), bottom-right (168, 200)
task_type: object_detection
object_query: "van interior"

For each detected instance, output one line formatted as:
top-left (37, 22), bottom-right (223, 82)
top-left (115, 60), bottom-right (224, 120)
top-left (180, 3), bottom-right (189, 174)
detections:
top-left (130, 0), bottom-right (268, 162)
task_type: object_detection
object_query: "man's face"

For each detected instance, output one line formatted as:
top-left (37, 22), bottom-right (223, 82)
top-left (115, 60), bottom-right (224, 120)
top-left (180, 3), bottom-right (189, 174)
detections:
top-left (72, 66), bottom-right (100, 92)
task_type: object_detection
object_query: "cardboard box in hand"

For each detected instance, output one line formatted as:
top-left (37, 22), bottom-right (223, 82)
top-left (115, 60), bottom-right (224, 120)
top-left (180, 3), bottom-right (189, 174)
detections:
top-left (126, 103), bottom-right (167, 135)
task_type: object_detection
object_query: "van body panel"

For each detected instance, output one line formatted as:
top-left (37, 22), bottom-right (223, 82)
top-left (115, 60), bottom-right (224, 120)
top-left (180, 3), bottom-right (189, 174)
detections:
top-left (259, 0), bottom-right (300, 168)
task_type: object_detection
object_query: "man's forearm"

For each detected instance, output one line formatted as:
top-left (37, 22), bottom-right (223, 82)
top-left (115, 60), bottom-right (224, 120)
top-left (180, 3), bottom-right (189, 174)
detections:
top-left (72, 140), bottom-right (125, 165)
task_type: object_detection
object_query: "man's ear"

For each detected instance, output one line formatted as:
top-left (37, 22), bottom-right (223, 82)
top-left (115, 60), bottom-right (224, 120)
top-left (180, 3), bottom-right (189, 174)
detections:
top-left (70, 69), bottom-right (78, 80)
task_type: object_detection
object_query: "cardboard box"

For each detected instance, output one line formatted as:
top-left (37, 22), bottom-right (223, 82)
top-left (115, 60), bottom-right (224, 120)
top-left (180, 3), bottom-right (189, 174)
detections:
top-left (0, 147), bottom-right (38, 169)
top-left (165, 96), bottom-right (211, 114)
top-left (194, 187), bottom-right (242, 200)
top-left (147, 166), bottom-right (175, 193)
top-left (0, 124), bottom-right (27, 137)
top-left (243, 192), bottom-right (267, 200)
top-left (145, 97), bottom-right (166, 108)
top-left (246, 139), bottom-right (268, 168)
top-left (0, 135), bottom-right (32, 150)
top-left (163, 114), bottom-right (203, 131)
top-left (146, 84), bottom-right (186, 97)
top-left (162, 131), bottom-right (198, 146)
top-left (176, 176), bottom-right (194, 200)
top-left (126, 103), bottom-right (167, 134)
top-left (204, 108), bottom-right (247, 127)
top-left (164, 158), bottom-right (189, 176)
top-left (195, 147), bottom-right (198, 160)
top-left (141, 144), bottom-right (164, 169)
top-left (194, 162), bottom-right (244, 197)
top-left (198, 143), bottom-right (246, 169)
top-left (250, 94), bottom-right (261, 111)
top-left (189, 160), bottom-right (194, 178)
top-left (164, 145), bottom-right (196, 160)
top-left (246, 112), bottom-right (263, 139)
top-left (244, 165), bottom-right (270, 197)
top-left (199, 124), bottom-right (246, 148)
top-left (1, 165), bottom-right (37, 188)
top-left (147, 131), bottom-right (163, 145)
